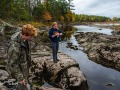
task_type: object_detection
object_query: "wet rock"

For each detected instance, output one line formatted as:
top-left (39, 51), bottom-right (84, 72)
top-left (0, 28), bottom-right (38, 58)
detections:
top-left (98, 28), bottom-right (102, 30)
top-left (70, 45), bottom-right (78, 50)
top-left (75, 32), bottom-right (120, 71)
top-left (105, 83), bottom-right (114, 87)
top-left (66, 43), bottom-right (78, 50)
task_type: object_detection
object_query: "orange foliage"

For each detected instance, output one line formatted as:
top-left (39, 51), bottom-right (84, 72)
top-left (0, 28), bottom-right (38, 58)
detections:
top-left (60, 15), bottom-right (64, 21)
top-left (43, 11), bottom-right (52, 21)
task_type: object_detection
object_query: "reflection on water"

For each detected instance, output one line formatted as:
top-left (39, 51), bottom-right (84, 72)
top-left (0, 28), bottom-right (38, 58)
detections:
top-left (60, 26), bottom-right (77, 41)
top-left (59, 25), bottom-right (120, 90)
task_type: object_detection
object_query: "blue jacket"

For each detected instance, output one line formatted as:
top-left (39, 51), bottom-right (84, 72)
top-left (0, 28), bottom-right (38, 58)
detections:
top-left (49, 28), bottom-right (62, 42)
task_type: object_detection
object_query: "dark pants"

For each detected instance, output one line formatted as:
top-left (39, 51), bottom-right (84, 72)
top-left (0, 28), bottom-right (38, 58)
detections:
top-left (51, 42), bottom-right (59, 61)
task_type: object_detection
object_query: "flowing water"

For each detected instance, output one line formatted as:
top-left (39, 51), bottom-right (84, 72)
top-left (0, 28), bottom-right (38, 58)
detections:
top-left (59, 25), bottom-right (120, 90)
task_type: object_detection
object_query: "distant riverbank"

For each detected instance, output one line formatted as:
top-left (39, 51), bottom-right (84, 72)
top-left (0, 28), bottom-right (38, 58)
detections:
top-left (70, 22), bottom-right (120, 26)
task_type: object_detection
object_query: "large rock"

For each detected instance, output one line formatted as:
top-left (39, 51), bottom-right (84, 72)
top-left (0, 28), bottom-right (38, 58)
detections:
top-left (75, 32), bottom-right (120, 71)
top-left (29, 48), bottom-right (88, 90)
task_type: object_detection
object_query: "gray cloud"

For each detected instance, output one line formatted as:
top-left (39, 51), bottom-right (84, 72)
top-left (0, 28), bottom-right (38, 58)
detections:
top-left (73, 0), bottom-right (120, 18)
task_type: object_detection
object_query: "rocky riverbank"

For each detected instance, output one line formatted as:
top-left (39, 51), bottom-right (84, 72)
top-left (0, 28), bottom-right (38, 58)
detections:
top-left (75, 32), bottom-right (120, 71)
top-left (0, 21), bottom-right (88, 90)
top-left (29, 44), bottom-right (88, 90)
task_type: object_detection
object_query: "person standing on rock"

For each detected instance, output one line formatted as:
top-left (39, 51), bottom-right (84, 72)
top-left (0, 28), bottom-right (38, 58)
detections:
top-left (49, 22), bottom-right (63, 63)
top-left (7, 24), bottom-right (37, 90)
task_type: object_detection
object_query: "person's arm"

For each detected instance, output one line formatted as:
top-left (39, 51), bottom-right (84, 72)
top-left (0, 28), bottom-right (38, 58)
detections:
top-left (52, 34), bottom-right (57, 38)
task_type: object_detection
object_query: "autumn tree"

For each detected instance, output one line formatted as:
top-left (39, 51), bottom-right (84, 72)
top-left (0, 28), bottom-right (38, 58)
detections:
top-left (0, 0), bottom-right (75, 22)
top-left (43, 11), bottom-right (52, 22)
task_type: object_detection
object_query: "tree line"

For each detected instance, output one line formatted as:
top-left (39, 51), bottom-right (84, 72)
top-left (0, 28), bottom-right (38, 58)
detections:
top-left (75, 14), bottom-right (111, 22)
top-left (0, 0), bottom-right (75, 22)
top-left (75, 14), bottom-right (120, 22)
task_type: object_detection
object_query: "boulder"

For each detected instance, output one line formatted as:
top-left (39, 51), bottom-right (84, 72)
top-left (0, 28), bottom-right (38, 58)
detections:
top-left (29, 50), bottom-right (88, 90)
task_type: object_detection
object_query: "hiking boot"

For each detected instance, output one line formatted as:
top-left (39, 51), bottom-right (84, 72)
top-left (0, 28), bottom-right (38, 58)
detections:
top-left (54, 60), bottom-right (58, 63)
top-left (57, 59), bottom-right (60, 61)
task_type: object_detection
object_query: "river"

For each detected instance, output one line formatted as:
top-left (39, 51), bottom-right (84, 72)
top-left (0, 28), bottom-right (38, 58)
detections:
top-left (59, 25), bottom-right (120, 90)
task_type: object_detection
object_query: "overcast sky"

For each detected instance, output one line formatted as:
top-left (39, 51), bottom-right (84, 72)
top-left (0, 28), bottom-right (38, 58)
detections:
top-left (72, 0), bottom-right (120, 18)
